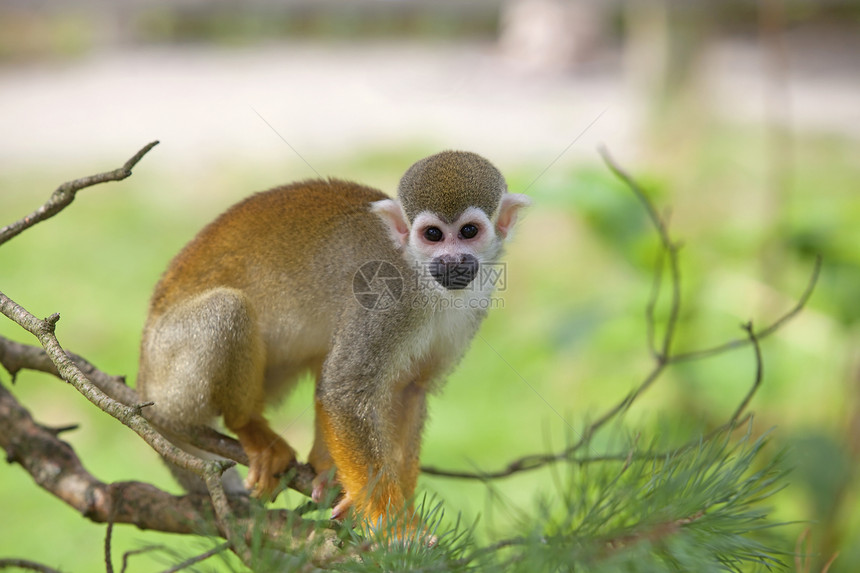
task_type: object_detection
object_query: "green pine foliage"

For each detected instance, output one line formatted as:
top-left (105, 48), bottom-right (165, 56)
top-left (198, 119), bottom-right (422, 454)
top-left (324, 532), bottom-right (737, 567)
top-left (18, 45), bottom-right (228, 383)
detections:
top-left (182, 422), bottom-right (788, 572)
top-left (491, 425), bottom-right (786, 572)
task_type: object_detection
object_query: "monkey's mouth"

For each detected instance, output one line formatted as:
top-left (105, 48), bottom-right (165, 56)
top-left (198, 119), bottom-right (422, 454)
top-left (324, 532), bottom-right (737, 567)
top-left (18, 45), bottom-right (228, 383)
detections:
top-left (429, 254), bottom-right (479, 290)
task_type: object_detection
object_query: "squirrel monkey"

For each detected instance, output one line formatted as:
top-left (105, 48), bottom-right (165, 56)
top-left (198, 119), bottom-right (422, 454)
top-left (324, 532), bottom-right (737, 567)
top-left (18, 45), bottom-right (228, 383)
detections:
top-left (137, 150), bottom-right (529, 529)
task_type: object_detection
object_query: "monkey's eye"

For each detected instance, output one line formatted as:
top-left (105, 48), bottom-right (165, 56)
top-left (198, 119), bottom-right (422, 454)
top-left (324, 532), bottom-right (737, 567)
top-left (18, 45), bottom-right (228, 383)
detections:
top-left (424, 227), bottom-right (444, 242)
top-left (460, 224), bottom-right (479, 239)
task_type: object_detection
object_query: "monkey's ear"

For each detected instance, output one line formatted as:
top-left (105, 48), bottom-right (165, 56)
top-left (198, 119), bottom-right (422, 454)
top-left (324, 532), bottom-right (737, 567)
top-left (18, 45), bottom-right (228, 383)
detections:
top-left (371, 199), bottom-right (411, 248)
top-left (495, 193), bottom-right (531, 239)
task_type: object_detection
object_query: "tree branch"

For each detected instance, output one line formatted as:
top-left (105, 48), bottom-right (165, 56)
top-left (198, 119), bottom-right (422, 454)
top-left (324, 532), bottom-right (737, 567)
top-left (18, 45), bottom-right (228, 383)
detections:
top-left (120, 546), bottom-right (165, 573)
top-left (599, 144), bottom-right (683, 363)
top-left (669, 254), bottom-right (821, 363)
top-left (0, 560), bottom-right (63, 573)
top-left (0, 379), bottom-right (341, 557)
top-left (0, 293), bottom-right (225, 483)
top-left (1, 378), bottom-right (240, 534)
top-left (0, 334), bottom-right (317, 497)
top-left (161, 544), bottom-right (229, 573)
top-left (0, 141), bottom-right (159, 246)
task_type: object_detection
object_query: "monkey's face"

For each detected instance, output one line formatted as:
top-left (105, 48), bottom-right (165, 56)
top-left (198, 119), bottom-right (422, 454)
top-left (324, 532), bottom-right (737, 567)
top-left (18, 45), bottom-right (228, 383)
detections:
top-left (371, 186), bottom-right (530, 293)
top-left (409, 206), bottom-right (499, 291)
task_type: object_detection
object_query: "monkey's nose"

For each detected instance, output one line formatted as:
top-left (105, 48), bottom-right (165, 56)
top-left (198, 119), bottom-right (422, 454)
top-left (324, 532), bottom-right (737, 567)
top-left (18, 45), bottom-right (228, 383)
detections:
top-left (429, 254), bottom-right (479, 290)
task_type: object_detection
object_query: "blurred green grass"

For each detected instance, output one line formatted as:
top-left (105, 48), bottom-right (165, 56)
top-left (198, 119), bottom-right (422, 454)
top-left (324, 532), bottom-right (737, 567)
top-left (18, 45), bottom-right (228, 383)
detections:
top-left (1, 127), bottom-right (858, 571)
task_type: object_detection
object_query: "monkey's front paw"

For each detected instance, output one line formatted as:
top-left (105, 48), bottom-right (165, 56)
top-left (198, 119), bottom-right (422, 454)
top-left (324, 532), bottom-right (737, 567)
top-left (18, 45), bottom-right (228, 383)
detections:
top-left (236, 419), bottom-right (297, 500)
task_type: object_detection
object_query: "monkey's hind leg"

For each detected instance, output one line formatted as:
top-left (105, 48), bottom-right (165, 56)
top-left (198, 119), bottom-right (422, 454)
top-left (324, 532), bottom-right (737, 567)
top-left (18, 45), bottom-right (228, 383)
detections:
top-left (141, 287), bottom-right (296, 499)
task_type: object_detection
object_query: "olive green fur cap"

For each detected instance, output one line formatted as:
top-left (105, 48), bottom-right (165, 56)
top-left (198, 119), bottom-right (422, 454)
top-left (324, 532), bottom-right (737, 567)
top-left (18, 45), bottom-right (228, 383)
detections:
top-left (397, 151), bottom-right (507, 223)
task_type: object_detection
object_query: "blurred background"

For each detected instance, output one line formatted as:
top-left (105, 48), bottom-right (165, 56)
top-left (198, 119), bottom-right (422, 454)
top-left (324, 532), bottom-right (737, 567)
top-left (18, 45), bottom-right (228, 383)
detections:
top-left (0, 0), bottom-right (858, 571)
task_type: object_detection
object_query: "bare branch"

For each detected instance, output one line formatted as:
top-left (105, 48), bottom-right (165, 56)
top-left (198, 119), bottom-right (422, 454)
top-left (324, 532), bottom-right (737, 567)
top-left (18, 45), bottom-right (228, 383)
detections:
top-left (0, 379), bottom-right (339, 555)
top-left (0, 292), bottom-right (222, 484)
top-left (422, 452), bottom-right (641, 480)
top-left (669, 254), bottom-right (821, 363)
top-left (204, 468), bottom-right (253, 565)
top-left (0, 141), bottom-right (159, 246)
top-left (0, 335), bottom-right (317, 497)
top-left (161, 544), bottom-right (229, 573)
top-left (0, 379), bottom-right (238, 533)
top-left (105, 488), bottom-right (117, 573)
top-left (46, 423), bottom-right (80, 436)
top-left (645, 247), bottom-right (667, 361)
top-left (0, 559), bottom-right (62, 573)
top-left (423, 299), bottom-right (671, 479)
top-left (599, 144), bottom-right (682, 362)
top-left (730, 323), bottom-right (764, 423)
top-left (0, 334), bottom-right (128, 391)
top-left (121, 546), bottom-right (165, 573)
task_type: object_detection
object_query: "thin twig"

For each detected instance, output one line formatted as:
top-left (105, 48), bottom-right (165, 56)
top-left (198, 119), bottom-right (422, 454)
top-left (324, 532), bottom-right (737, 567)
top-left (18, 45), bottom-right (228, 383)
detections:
top-left (204, 470), bottom-right (252, 565)
top-left (645, 247), bottom-right (666, 361)
top-left (458, 535), bottom-right (527, 567)
top-left (161, 543), bottom-right (230, 573)
top-left (105, 512), bottom-right (115, 573)
top-left (422, 453), bottom-right (647, 480)
top-left (105, 482), bottom-right (130, 573)
top-left (669, 255), bottom-right (821, 363)
top-left (121, 546), bottom-right (165, 573)
top-left (598, 144), bottom-right (682, 362)
top-left (0, 141), bottom-right (159, 246)
top-left (730, 323), bottom-right (763, 423)
top-left (0, 335), bottom-right (128, 390)
top-left (0, 560), bottom-right (62, 573)
top-left (46, 423), bottom-right (80, 436)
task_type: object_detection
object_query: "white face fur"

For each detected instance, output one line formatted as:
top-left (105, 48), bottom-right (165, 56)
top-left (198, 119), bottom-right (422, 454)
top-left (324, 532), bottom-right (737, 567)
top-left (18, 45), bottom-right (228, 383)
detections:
top-left (372, 193), bottom-right (530, 294)
top-left (411, 205), bottom-right (496, 260)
